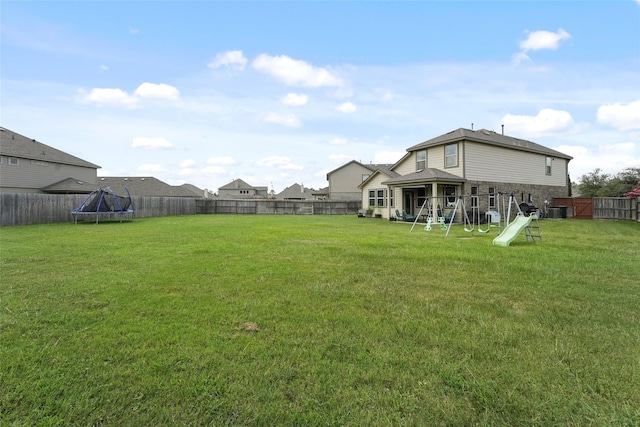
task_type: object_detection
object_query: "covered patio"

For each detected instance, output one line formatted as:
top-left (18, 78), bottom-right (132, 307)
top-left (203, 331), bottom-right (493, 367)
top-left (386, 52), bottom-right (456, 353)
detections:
top-left (382, 169), bottom-right (466, 221)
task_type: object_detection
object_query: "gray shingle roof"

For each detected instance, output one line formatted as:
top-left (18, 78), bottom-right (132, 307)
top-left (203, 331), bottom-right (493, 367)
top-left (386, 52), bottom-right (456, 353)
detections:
top-left (0, 127), bottom-right (100, 168)
top-left (41, 177), bottom-right (97, 194)
top-left (407, 128), bottom-right (573, 160)
top-left (381, 168), bottom-right (465, 185)
top-left (219, 179), bottom-right (256, 190)
top-left (97, 176), bottom-right (203, 197)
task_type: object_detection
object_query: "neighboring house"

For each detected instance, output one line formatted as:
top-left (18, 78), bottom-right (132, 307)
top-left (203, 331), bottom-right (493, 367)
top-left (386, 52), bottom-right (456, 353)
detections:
top-left (312, 187), bottom-right (329, 200)
top-left (360, 128), bottom-right (572, 220)
top-left (277, 183), bottom-right (317, 200)
top-left (218, 179), bottom-right (269, 199)
top-left (97, 176), bottom-right (210, 198)
top-left (327, 160), bottom-right (392, 200)
top-left (0, 127), bottom-right (99, 194)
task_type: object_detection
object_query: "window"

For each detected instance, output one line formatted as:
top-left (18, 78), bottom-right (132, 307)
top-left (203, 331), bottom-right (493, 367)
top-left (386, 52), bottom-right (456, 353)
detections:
top-left (369, 189), bottom-right (387, 207)
top-left (9, 157), bottom-right (19, 166)
top-left (445, 144), bottom-right (458, 168)
top-left (390, 189), bottom-right (394, 208)
top-left (471, 186), bottom-right (478, 208)
top-left (546, 157), bottom-right (552, 175)
top-left (489, 187), bottom-right (496, 209)
top-left (417, 188), bottom-right (426, 208)
top-left (416, 150), bottom-right (426, 171)
top-left (445, 186), bottom-right (456, 205)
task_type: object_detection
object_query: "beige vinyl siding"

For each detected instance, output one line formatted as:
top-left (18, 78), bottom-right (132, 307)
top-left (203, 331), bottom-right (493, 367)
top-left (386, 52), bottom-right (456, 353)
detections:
top-left (393, 153), bottom-right (418, 175)
top-left (330, 163), bottom-right (371, 192)
top-left (435, 144), bottom-right (464, 176)
top-left (464, 142), bottom-right (567, 186)
top-left (361, 173), bottom-right (394, 219)
top-left (0, 159), bottom-right (97, 193)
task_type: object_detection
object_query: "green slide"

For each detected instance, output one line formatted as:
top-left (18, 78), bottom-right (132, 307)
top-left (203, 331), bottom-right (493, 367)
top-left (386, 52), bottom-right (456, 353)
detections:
top-left (492, 214), bottom-right (534, 247)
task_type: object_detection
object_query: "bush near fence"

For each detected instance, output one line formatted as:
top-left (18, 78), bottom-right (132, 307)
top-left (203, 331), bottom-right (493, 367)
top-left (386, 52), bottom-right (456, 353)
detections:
top-left (0, 194), bottom-right (362, 226)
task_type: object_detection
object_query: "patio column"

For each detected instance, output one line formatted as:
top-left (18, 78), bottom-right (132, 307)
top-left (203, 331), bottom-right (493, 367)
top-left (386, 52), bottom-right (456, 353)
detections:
top-left (432, 182), bottom-right (438, 219)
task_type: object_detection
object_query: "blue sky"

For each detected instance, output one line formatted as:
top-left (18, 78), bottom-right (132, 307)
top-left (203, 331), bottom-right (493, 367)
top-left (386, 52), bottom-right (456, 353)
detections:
top-left (2, 1), bottom-right (639, 193)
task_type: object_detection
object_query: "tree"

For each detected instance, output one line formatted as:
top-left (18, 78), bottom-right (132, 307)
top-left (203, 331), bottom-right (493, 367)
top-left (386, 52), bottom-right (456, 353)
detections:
top-left (575, 168), bottom-right (609, 197)
top-left (575, 167), bottom-right (640, 197)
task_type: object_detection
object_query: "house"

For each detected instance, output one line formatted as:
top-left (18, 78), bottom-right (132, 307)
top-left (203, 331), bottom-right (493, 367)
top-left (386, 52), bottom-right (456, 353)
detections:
top-left (360, 128), bottom-right (572, 220)
top-left (218, 179), bottom-right (269, 199)
top-left (326, 160), bottom-right (392, 200)
top-left (0, 127), bottom-right (100, 194)
top-left (312, 187), bottom-right (329, 200)
top-left (97, 176), bottom-right (210, 198)
top-left (276, 183), bottom-right (317, 200)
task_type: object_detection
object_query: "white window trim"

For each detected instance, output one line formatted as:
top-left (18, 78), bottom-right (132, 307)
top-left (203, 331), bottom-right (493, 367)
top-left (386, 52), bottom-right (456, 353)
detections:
top-left (416, 150), bottom-right (426, 171)
top-left (445, 144), bottom-right (458, 168)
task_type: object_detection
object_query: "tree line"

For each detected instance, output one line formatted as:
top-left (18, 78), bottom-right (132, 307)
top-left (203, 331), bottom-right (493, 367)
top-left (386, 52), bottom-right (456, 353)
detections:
top-left (573, 167), bottom-right (640, 197)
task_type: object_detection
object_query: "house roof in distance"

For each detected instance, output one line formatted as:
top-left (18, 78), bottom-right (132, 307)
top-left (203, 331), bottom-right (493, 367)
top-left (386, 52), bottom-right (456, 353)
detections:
top-left (407, 127), bottom-right (573, 160)
top-left (97, 176), bottom-right (204, 197)
top-left (218, 178), bottom-right (267, 191)
top-left (42, 177), bottom-right (96, 194)
top-left (0, 127), bottom-right (100, 169)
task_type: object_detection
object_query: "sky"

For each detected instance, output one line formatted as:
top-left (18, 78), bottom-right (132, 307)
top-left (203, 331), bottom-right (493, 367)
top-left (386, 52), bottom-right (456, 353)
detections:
top-left (2, 1), bottom-right (639, 194)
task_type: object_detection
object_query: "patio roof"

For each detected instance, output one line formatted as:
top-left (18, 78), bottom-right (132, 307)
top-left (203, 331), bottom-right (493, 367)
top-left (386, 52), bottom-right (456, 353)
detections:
top-left (381, 168), bottom-right (465, 186)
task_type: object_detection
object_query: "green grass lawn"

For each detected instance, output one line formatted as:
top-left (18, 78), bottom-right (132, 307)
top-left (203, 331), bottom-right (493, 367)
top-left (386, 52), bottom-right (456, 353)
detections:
top-left (1, 215), bottom-right (639, 426)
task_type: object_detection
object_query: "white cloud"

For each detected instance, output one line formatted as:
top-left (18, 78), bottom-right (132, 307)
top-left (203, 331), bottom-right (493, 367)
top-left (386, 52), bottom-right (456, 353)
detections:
top-left (180, 159), bottom-right (196, 168)
top-left (137, 163), bottom-right (166, 173)
top-left (557, 142), bottom-right (639, 180)
top-left (129, 28), bottom-right (140, 35)
top-left (99, 64), bottom-right (109, 71)
top-left (376, 88), bottom-right (393, 101)
top-left (520, 29), bottom-right (571, 52)
top-left (263, 112), bottom-right (302, 127)
top-left (597, 100), bottom-right (640, 131)
top-left (328, 153), bottom-right (354, 164)
top-left (501, 109), bottom-right (576, 136)
top-left (207, 156), bottom-right (236, 165)
top-left (256, 156), bottom-right (303, 170)
top-left (131, 137), bottom-right (173, 149)
top-left (281, 93), bottom-right (308, 106)
top-left (374, 150), bottom-right (404, 164)
top-left (79, 82), bottom-right (178, 108)
top-left (252, 54), bottom-right (343, 87)
top-left (79, 88), bottom-right (138, 108)
top-left (336, 102), bottom-right (357, 113)
top-left (201, 165), bottom-right (227, 174)
top-left (134, 83), bottom-right (180, 100)
top-left (513, 28), bottom-right (571, 64)
top-left (329, 137), bottom-right (348, 145)
top-left (208, 50), bottom-right (247, 70)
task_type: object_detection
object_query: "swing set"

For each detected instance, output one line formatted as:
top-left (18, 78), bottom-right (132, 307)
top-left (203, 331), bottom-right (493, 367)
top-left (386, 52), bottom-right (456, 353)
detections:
top-left (409, 192), bottom-right (526, 238)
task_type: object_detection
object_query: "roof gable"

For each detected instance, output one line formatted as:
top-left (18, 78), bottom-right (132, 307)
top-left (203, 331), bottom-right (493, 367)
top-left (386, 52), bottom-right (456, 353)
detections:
top-left (219, 178), bottom-right (255, 190)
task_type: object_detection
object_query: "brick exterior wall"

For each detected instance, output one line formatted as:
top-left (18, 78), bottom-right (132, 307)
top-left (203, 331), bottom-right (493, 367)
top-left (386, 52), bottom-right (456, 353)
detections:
top-left (461, 180), bottom-right (569, 216)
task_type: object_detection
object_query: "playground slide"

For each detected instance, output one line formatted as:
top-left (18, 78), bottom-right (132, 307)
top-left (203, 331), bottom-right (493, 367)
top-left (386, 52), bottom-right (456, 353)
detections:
top-left (492, 214), bottom-right (533, 247)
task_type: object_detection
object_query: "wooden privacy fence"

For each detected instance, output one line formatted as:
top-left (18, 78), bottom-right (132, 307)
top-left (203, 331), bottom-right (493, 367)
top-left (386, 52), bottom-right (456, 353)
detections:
top-left (552, 197), bottom-right (639, 221)
top-left (194, 199), bottom-right (361, 216)
top-left (0, 193), bottom-right (197, 226)
top-left (0, 194), bottom-right (362, 226)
